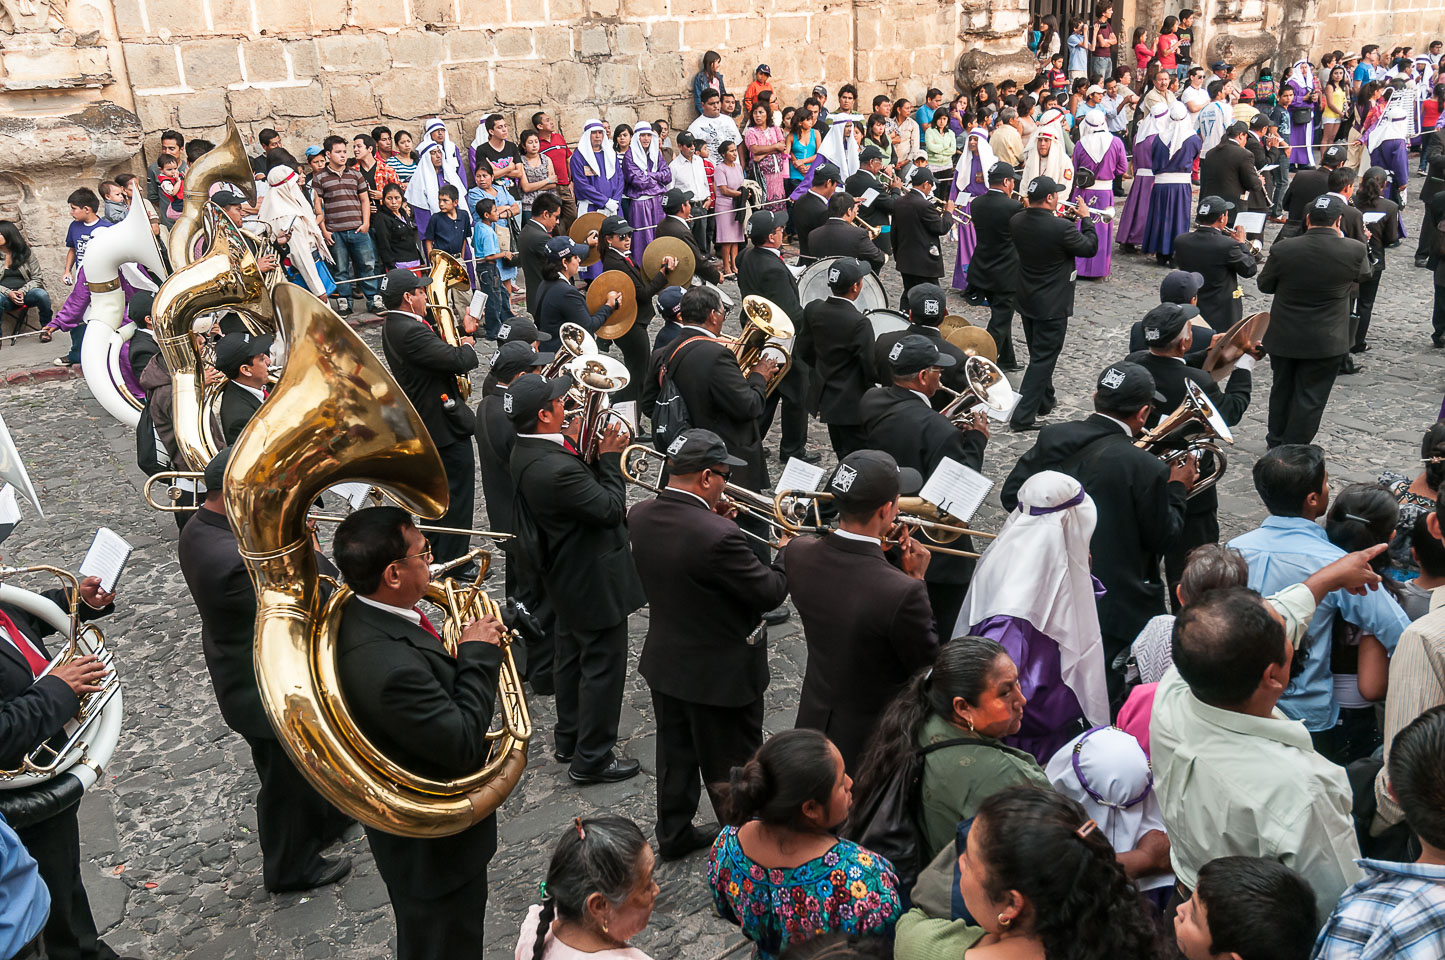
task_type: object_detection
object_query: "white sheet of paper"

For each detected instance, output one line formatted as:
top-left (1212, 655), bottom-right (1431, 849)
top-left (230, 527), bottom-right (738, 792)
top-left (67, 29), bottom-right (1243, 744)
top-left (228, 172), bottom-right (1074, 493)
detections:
top-left (80, 527), bottom-right (133, 594)
top-left (776, 457), bottom-right (826, 494)
top-left (1234, 211), bottom-right (1267, 234)
top-left (860, 187), bottom-right (880, 207)
top-left (327, 482), bottom-right (373, 511)
top-left (918, 458), bottom-right (994, 524)
top-left (985, 389), bottom-right (1021, 423)
top-left (1363, 211), bottom-right (1387, 224)
top-left (610, 401), bottom-right (638, 432)
top-left (467, 290), bottom-right (487, 319)
top-left (1259, 164), bottom-right (1279, 172)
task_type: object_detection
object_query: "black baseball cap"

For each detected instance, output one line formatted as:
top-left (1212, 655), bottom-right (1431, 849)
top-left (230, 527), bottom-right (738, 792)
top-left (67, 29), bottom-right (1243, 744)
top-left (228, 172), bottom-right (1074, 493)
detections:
top-left (1248, 113), bottom-right (1269, 130)
top-left (127, 290), bottom-right (155, 323)
top-left (909, 167), bottom-right (936, 186)
top-left (214, 331), bottom-right (274, 379)
top-left (987, 161), bottom-right (1016, 183)
top-left (756, 64), bottom-right (771, 76)
top-left (1321, 144), bottom-right (1348, 167)
top-left (600, 215), bottom-right (633, 236)
top-left (1140, 303), bottom-right (1201, 346)
top-left (1095, 362), bottom-right (1166, 408)
top-left (1211, 60), bottom-right (1229, 71)
top-left (747, 209), bottom-right (784, 238)
top-left (1225, 121), bottom-right (1249, 138)
top-left (381, 268), bottom-right (427, 298)
top-left (826, 258), bottom-right (869, 291)
top-left (496, 317), bottom-right (551, 343)
top-left (491, 341), bottom-right (553, 381)
top-left (859, 145), bottom-right (885, 162)
top-left (545, 235), bottom-right (589, 261)
top-left (813, 163), bottom-right (842, 185)
top-left (1159, 269), bottom-right (1205, 304)
top-left (203, 447), bottom-right (232, 491)
top-left (906, 283), bottom-right (947, 325)
top-left (887, 334), bottom-right (956, 376)
top-left (1308, 194), bottom-right (1346, 225)
top-left (211, 190), bottom-right (246, 208)
top-left (1196, 195), bottom-right (1235, 219)
top-left (663, 188), bottom-right (693, 213)
top-left (502, 373), bottom-right (572, 425)
top-left (1026, 175), bottom-right (1063, 201)
top-left (826, 450), bottom-right (923, 514)
top-left (657, 286), bottom-right (686, 320)
top-left (663, 428), bottom-right (747, 473)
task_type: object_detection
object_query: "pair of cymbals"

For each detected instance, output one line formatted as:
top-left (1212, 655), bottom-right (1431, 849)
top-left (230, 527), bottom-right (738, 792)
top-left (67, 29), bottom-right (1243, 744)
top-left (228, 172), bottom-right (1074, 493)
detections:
top-left (1202, 311), bottom-right (1271, 381)
top-left (641, 236), bottom-right (696, 288)
top-left (569, 211), bottom-right (608, 267)
top-left (585, 270), bottom-right (638, 339)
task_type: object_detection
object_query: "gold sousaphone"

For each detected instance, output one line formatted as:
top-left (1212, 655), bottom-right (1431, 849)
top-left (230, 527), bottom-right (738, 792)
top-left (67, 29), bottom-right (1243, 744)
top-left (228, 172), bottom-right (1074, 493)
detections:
top-left (569, 211), bottom-right (607, 267)
top-left (585, 270), bottom-right (638, 340)
top-left (641, 236), bottom-right (695, 288)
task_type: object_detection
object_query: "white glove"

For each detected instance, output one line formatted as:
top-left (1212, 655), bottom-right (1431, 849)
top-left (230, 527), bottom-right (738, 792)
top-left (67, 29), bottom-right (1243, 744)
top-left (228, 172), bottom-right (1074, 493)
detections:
top-left (1235, 354), bottom-right (1258, 372)
top-left (605, 199), bottom-right (620, 215)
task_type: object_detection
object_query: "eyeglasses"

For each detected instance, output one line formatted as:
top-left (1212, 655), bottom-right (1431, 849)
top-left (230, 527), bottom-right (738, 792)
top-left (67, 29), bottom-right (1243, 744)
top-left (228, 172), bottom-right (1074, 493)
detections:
top-left (391, 544), bottom-right (433, 567)
top-left (708, 467), bottom-right (732, 482)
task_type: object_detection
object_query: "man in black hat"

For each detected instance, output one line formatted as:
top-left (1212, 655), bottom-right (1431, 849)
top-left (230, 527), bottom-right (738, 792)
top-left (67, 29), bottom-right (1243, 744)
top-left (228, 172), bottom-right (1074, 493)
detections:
top-left (598, 214), bottom-right (676, 402)
top-left (1125, 303), bottom-right (1253, 594)
top-left (1009, 175), bottom-right (1098, 431)
top-left (736, 210), bottom-right (813, 464)
top-left (1256, 194), bottom-right (1371, 446)
top-left (1198, 122), bottom-right (1268, 230)
top-left (846, 145), bottom-right (901, 256)
top-left (782, 449), bottom-right (937, 773)
top-left (1002, 362), bottom-right (1195, 700)
top-left (627, 428), bottom-right (788, 859)
top-left (1172, 195), bottom-right (1259, 333)
top-left (1278, 143), bottom-right (1346, 240)
top-left (860, 335), bottom-right (990, 637)
top-left (655, 188), bottom-right (723, 285)
top-left (875, 283), bottom-right (970, 406)
top-left (378, 266), bottom-right (481, 570)
top-left (963, 161), bottom-right (1024, 369)
top-left (507, 373), bottom-right (645, 785)
top-left (891, 167), bottom-right (951, 307)
top-left (795, 257), bottom-right (876, 459)
top-left (213, 330), bottom-right (274, 445)
top-left (479, 317), bottom-right (552, 395)
top-left (807, 192), bottom-right (886, 273)
top-left (792, 163), bottom-right (842, 264)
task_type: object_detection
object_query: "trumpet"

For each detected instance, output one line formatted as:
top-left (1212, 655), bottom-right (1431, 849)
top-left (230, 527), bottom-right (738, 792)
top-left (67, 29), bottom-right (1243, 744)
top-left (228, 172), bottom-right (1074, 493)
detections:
top-left (769, 490), bottom-right (994, 557)
top-left (1134, 380), bottom-right (1234, 499)
top-left (1057, 203), bottom-right (1116, 224)
top-left (620, 445), bottom-right (801, 547)
top-left (851, 214), bottom-right (882, 239)
top-left (929, 195), bottom-right (972, 227)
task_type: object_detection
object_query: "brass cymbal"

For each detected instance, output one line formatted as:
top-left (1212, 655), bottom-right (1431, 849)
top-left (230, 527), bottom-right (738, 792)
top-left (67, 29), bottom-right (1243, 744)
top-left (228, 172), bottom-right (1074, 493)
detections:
top-left (946, 325), bottom-right (999, 362)
top-left (569, 211), bottom-right (608, 267)
top-left (939, 314), bottom-right (971, 337)
top-left (1203, 311), bottom-right (1270, 381)
top-left (640, 236), bottom-right (695, 288)
top-left (587, 270), bottom-right (638, 340)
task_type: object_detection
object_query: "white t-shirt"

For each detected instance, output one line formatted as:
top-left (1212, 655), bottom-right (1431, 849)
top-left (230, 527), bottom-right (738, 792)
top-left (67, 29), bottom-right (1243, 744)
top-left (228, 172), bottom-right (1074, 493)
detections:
top-left (1181, 86), bottom-right (1211, 124)
top-left (687, 114), bottom-right (743, 159)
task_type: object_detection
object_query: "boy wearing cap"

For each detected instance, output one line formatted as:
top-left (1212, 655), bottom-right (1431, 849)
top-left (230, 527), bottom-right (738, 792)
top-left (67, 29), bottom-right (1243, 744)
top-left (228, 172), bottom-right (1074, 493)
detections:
top-left (795, 258), bottom-right (877, 458)
top-left (214, 331), bottom-right (274, 445)
top-left (628, 428), bottom-right (788, 859)
top-left (736, 210), bottom-right (812, 463)
top-left (656, 188), bottom-right (723, 285)
top-left (1003, 362), bottom-right (1194, 701)
top-left (846, 146), bottom-right (902, 256)
top-left (1172, 196), bottom-right (1259, 332)
top-left (784, 449), bottom-right (937, 773)
top-left (791, 163), bottom-right (841, 264)
top-left (600, 214), bottom-right (677, 402)
top-left (652, 285), bottom-right (687, 351)
top-left (807, 192), bottom-right (886, 273)
top-left (892, 167), bottom-right (952, 307)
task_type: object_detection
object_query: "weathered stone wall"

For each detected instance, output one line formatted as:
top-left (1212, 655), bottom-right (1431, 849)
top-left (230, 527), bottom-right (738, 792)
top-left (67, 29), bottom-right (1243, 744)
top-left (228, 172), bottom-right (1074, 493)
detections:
top-left (1317, 0), bottom-right (1441, 60)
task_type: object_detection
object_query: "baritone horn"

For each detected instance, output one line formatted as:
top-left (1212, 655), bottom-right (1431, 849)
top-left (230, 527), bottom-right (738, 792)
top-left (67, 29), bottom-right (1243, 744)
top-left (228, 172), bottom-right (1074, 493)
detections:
top-left (427, 250), bottom-right (473, 401)
top-left (937, 356), bottom-right (1017, 424)
top-left (1134, 379), bottom-right (1234, 499)
top-left (563, 354), bottom-right (631, 462)
top-left (731, 296), bottom-right (793, 396)
top-left (538, 322), bottom-right (598, 379)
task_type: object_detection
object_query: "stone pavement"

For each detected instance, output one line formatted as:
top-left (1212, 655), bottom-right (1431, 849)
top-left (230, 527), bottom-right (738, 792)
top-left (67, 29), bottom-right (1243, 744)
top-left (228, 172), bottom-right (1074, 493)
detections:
top-left (1, 226), bottom-right (1441, 959)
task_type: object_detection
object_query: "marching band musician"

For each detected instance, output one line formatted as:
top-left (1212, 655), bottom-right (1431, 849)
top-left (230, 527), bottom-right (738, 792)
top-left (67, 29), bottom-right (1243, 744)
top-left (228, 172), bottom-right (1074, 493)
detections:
top-left (214, 332), bottom-right (273, 446)
top-left (860, 334), bottom-right (990, 638)
top-left (1197, 122), bottom-right (1269, 235)
top-left (805, 192), bottom-right (886, 274)
top-left (507, 374), bottom-right (646, 785)
top-left (178, 449), bottom-right (353, 894)
top-left (846, 145), bottom-right (900, 257)
top-left (0, 563), bottom-right (121, 960)
top-left (378, 268), bottom-right (480, 573)
top-left (1171, 196), bottom-right (1259, 333)
top-left (654, 189), bottom-right (723, 286)
top-left (1277, 143), bottom-right (1346, 241)
top-left (535, 236), bottom-right (621, 343)
top-left (794, 258), bottom-right (877, 459)
top-left (331, 507), bottom-right (506, 960)
top-left (598, 215), bottom-right (675, 403)
top-left (627, 429), bottom-right (788, 860)
top-left (791, 163), bottom-right (841, 265)
top-left (890, 168), bottom-right (950, 308)
top-left (782, 449), bottom-right (937, 774)
top-left (962, 162), bottom-right (1024, 370)
top-left (1008, 175), bottom-right (1098, 432)
top-left (874, 283), bottom-right (969, 407)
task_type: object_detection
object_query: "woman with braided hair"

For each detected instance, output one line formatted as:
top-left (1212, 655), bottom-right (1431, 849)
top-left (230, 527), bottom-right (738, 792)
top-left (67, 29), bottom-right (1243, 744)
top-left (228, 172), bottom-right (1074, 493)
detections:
top-left (514, 816), bottom-right (659, 960)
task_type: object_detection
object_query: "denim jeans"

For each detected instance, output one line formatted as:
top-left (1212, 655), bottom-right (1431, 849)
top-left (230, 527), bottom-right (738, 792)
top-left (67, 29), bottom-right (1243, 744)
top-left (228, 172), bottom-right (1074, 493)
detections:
top-left (477, 260), bottom-right (511, 340)
top-left (1090, 56), bottom-right (1113, 81)
top-left (9, 288), bottom-right (53, 325)
top-left (64, 322), bottom-right (85, 364)
top-left (330, 229), bottom-right (380, 300)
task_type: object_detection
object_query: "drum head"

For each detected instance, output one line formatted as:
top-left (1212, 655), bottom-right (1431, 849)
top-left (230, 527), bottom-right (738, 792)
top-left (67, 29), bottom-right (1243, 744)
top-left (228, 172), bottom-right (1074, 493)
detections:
top-left (866, 309), bottom-right (910, 339)
top-left (569, 212), bottom-right (607, 267)
top-left (799, 257), bottom-right (889, 313)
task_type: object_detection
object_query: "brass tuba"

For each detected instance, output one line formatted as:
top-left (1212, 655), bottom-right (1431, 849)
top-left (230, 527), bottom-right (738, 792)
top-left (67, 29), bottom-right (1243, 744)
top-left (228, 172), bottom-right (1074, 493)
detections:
top-left (225, 282), bottom-right (530, 837)
top-left (1134, 379), bottom-right (1234, 499)
top-left (426, 250), bottom-right (473, 401)
top-left (730, 296), bottom-right (793, 396)
top-left (538, 322), bottom-right (598, 379)
top-left (167, 119), bottom-right (257, 270)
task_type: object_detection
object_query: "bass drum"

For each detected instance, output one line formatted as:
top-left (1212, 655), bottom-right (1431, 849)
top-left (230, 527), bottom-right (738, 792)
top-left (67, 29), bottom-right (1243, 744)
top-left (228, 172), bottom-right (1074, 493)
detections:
top-left (797, 257), bottom-right (888, 313)
top-left (866, 309), bottom-right (911, 339)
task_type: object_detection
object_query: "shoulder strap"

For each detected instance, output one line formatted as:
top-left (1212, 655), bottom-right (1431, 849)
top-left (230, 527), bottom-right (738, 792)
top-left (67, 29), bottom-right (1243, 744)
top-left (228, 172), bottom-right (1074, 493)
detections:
top-left (657, 335), bottom-right (715, 386)
top-left (917, 736), bottom-right (1006, 757)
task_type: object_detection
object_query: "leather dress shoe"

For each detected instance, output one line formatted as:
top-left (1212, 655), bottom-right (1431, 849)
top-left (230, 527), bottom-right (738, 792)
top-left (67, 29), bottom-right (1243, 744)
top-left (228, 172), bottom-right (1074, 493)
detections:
top-left (553, 747), bottom-right (574, 763)
top-left (569, 756), bottom-right (642, 784)
top-left (763, 605), bottom-right (790, 625)
top-left (659, 823), bottom-right (721, 861)
top-left (446, 561), bottom-right (482, 582)
top-left (782, 449), bottom-right (821, 464)
top-left (1009, 419), bottom-right (1043, 432)
top-left (269, 856), bottom-right (352, 894)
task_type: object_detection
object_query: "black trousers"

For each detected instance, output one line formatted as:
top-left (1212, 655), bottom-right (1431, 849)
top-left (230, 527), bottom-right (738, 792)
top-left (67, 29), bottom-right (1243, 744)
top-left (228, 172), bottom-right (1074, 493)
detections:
top-left (248, 737), bottom-right (353, 891)
top-left (899, 273), bottom-right (937, 310)
top-left (379, 819), bottom-right (494, 960)
top-left (1352, 272), bottom-right (1382, 350)
top-left (651, 690), bottom-right (763, 852)
top-left (1266, 354), bottom-right (1341, 447)
top-left (553, 619), bottom-right (629, 775)
top-left (171, 488), bottom-right (196, 532)
top-left (761, 391), bottom-right (808, 460)
top-left (506, 557), bottom-right (556, 694)
top-left (691, 217), bottom-right (710, 258)
top-left (430, 439), bottom-right (476, 565)
top-left (926, 580), bottom-right (969, 642)
top-left (604, 322), bottom-right (650, 405)
top-left (1416, 198), bottom-right (1442, 261)
top-left (1011, 314), bottom-right (1069, 427)
top-left (1435, 284), bottom-right (1445, 340)
top-left (826, 423), bottom-right (868, 460)
top-left (1164, 507), bottom-right (1220, 609)
top-left (16, 807), bottom-right (117, 960)
top-left (983, 291), bottom-right (1018, 367)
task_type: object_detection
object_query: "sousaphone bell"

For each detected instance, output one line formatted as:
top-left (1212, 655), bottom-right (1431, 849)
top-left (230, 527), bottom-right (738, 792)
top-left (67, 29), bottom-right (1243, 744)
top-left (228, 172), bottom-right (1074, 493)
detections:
top-left (585, 270), bottom-right (638, 340)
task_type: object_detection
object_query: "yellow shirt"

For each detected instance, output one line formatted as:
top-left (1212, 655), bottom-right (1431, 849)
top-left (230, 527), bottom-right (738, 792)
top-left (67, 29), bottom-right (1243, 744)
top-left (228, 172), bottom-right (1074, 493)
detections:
top-left (1322, 86), bottom-right (1347, 121)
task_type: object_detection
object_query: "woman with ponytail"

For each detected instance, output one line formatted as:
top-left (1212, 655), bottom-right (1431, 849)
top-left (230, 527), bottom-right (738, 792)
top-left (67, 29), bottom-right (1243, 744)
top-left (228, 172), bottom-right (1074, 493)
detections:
top-left (515, 817), bottom-right (658, 960)
top-left (708, 729), bottom-right (902, 959)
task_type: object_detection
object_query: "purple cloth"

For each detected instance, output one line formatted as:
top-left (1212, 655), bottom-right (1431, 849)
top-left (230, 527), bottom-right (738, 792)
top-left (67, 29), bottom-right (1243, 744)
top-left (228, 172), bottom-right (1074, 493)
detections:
top-left (572, 150), bottom-right (627, 281)
top-left (1286, 78), bottom-right (1317, 165)
top-left (622, 153), bottom-right (672, 255)
top-left (1143, 135), bottom-right (1200, 257)
top-left (1116, 136), bottom-right (1157, 245)
top-left (969, 614), bottom-right (1088, 763)
top-left (117, 338), bottom-right (143, 398)
top-left (1072, 138), bottom-right (1127, 278)
top-left (949, 171), bottom-right (987, 289)
top-left (49, 266), bottom-right (140, 331)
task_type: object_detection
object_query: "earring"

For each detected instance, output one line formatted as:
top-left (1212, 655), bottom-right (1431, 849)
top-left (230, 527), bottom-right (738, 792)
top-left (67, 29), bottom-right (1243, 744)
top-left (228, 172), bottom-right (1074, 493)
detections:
top-left (602, 919), bottom-right (610, 935)
top-left (997, 913), bottom-right (1012, 931)
top-left (964, 714), bottom-right (975, 732)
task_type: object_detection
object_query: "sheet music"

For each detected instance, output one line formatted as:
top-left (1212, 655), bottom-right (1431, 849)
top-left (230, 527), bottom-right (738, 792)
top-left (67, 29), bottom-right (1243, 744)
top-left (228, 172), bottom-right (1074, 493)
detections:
top-left (1234, 211), bottom-right (1267, 234)
top-left (1362, 211), bottom-right (1387, 224)
top-left (776, 457), bottom-right (826, 494)
top-left (918, 458), bottom-right (993, 523)
top-left (610, 401), bottom-right (638, 432)
top-left (467, 290), bottom-right (487, 319)
top-left (860, 187), bottom-right (880, 208)
top-left (1259, 164), bottom-right (1279, 172)
top-left (80, 527), bottom-right (133, 594)
top-left (327, 482), bottom-right (373, 511)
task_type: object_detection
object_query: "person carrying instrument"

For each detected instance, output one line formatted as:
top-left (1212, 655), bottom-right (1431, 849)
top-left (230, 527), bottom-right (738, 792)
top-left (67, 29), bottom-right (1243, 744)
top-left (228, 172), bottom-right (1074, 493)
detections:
top-left (599, 215), bottom-right (674, 404)
top-left (794, 258), bottom-right (876, 459)
top-left (178, 449), bottom-right (353, 894)
top-left (507, 374), bottom-right (645, 785)
top-left (963, 162), bottom-right (1025, 370)
top-left (1197, 123), bottom-right (1268, 235)
top-left (1171, 196), bottom-right (1259, 334)
top-left (1277, 143), bottom-right (1346, 241)
top-left (846, 145), bottom-right (900, 256)
top-left (790, 163), bottom-right (841, 266)
top-left (1008, 175), bottom-right (1098, 431)
top-left (628, 429), bottom-right (788, 860)
top-left (806, 192), bottom-right (886, 274)
top-left (330, 507), bottom-right (506, 960)
top-left (782, 449), bottom-right (937, 774)
top-left (1125, 303), bottom-right (1253, 596)
top-left (874, 283), bottom-right (970, 409)
top-left (214, 331), bottom-right (273, 446)
top-left (654, 189), bottom-right (722, 285)
top-left (890, 168), bottom-right (951, 308)
top-left (534, 235), bottom-right (620, 343)
top-left (378, 268), bottom-right (480, 573)
top-left (860, 335), bottom-right (990, 638)
top-left (1002, 362), bottom-right (1194, 703)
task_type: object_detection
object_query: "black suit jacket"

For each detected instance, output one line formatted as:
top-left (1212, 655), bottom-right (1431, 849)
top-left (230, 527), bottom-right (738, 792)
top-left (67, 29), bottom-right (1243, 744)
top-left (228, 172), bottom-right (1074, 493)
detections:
top-left (535, 277), bottom-right (614, 343)
top-left (1257, 228), bottom-right (1372, 358)
top-left (874, 324), bottom-right (970, 410)
top-left (601, 246), bottom-right (668, 325)
top-left (782, 533), bottom-right (938, 772)
top-left (381, 310), bottom-right (479, 446)
top-left (736, 244), bottom-right (809, 407)
top-left (792, 191), bottom-right (831, 261)
top-left (474, 384), bottom-right (516, 534)
top-left (807, 218), bottom-right (886, 273)
top-left (509, 438), bottom-right (645, 633)
top-left (656, 215), bottom-right (721, 284)
top-left (891, 189), bottom-right (949, 277)
top-left (796, 296), bottom-right (875, 423)
top-left (1171, 226), bottom-right (1259, 331)
top-left (334, 597), bottom-right (500, 897)
top-left (1010, 208), bottom-right (1098, 318)
top-left (1002, 414), bottom-right (1187, 648)
top-left (966, 190), bottom-right (1023, 294)
top-left (519, 219), bottom-right (553, 319)
top-left (1356, 196), bottom-right (1400, 272)
top-left (219, 381), bottom-right (263, 446)
top-left (1199, 140), bottom-right (1266, 210)
top-left (629, 490), bottom-right (788, 707)
top-left (128, 330), bottom-right (161, 389)
top-left (1281, 168), bottom-right (1330, 227)
top-left (845, 171), bottom-right (899, 236)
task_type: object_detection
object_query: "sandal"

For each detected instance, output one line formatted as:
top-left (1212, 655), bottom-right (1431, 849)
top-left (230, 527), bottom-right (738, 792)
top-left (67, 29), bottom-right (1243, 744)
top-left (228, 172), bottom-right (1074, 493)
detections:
top-left (38, 329), bottom-right (52, 343)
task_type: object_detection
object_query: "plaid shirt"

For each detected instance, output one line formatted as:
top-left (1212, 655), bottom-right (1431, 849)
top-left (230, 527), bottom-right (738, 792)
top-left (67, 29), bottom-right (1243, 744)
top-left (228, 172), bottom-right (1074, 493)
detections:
top-left (1312, 859), bottom-right (1445, 960)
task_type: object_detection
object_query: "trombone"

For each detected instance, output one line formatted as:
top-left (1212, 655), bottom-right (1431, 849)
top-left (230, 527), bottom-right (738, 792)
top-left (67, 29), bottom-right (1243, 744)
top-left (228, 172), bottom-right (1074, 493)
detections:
top-left (619, 445), bottom-right (803, 547)
top-left (1057, 203), bottom-right (1115, 224)
top-left (770, 490), bottom-right (995, 558)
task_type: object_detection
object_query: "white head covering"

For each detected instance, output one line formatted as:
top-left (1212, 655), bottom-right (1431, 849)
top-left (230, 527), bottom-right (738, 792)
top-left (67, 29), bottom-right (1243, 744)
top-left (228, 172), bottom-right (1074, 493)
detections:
top-left (1046, 726), bottom-right (1173, 892)
top-left (814, 116), bottom-right (861, 181)
top-left (630, 122), bottom-right (660, 169)
top-left (953, 127), bottom-right (999, 185)
top-left (957, 471), bottom-right (1109, 727)
top-left (1370, 89), bottom-right (1413, 150)
top-left (1161, 100), bottom-right (1196, 159)
top-left (404, 139), bottom-right (466, 214)
top-left (1292, 58), bottom-right (1316, 91)
top-left (1134, 103), bottom-right (1171, 145)
top-left (1020, 130), bottom-right (1074, 192)
top-left (1077, 109), bottom-right (1112, 164)
top-left (259, 166), bottom-right (332, 264)
top-left (576, 119), bottom-right (616, 180)
top-left (471, 115), bottom-right (491, 150)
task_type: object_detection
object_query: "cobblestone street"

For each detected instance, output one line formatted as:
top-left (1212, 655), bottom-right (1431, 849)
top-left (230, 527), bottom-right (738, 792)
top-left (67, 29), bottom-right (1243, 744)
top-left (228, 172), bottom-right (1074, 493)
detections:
top-left (3, 227), bottom-right (1443, 959)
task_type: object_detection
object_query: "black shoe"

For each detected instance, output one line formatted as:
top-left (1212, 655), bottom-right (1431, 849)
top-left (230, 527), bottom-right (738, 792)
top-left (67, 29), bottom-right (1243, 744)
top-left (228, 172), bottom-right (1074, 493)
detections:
top-left (999, 360), bottom-right (1021, 371)
top-left (446, 561), bottom-right (482, 582)
top-left (1434, 335), bottom-right (1445, 349)
top-left (1010, 419), bottom-right (1043, 432)
top-left (659, 823), bottom-right (721, 861)
top-left (1339, 354), bottom-right (1359, 375)
top-left (1121, 243), bottom-right (1138, 254)
top-left (1418, 256), bottom-right (1432, 268)
top-left (268, 856), bottom-right (352, 894)
top-left (782, 449), bottom-right (821, 464)
top-left (763, 605), bottom-right (790, 626)
top-left (553, 747), bottom-right (574, 763)
top-left (569, 756), bottom-right (642, 784)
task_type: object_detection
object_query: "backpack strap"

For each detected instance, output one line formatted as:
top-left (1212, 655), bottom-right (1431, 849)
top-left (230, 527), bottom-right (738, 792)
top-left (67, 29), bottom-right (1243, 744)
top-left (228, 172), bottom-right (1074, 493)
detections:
top-left (916, 736), bottom-right (1006, 757)
top-left (657, 335), bottom-right (716, 387)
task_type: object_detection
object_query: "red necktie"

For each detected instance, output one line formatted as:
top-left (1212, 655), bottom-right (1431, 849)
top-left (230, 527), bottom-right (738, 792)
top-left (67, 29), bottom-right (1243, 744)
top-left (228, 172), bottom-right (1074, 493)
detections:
top-left (0, 608), bottom-right (49, 678)
top-left (413, 607), bottom-right (443, 643)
